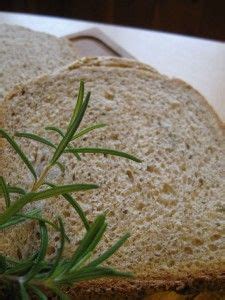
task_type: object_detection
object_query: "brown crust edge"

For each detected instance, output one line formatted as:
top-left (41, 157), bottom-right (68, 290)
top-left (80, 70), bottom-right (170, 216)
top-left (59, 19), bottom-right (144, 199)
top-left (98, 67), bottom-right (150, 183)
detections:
top-left (66, 274), bottom-right (225, 299)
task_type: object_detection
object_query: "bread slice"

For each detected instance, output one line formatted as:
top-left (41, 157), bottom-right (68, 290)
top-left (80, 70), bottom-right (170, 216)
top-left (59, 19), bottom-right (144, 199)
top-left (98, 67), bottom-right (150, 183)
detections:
top-left (1, 57), bottom-right (225, 299)
top-left (0, 23), bottom-right (77, 101)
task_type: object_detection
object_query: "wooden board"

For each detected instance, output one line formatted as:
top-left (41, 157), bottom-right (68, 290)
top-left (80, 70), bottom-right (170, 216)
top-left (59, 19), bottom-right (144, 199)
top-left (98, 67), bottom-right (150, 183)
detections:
top-left (65, 28), bottom-right (134, 58)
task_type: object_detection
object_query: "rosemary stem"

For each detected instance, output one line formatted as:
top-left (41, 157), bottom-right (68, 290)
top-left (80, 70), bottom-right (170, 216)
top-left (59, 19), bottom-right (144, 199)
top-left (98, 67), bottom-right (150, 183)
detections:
top-left (32, 164), bottom-right (52, 192)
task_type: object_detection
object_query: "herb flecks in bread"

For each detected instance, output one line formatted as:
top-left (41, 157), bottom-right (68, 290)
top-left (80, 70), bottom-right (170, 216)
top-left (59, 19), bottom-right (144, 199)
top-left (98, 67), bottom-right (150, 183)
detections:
top-left (0, 81), bottom-right (140, 298)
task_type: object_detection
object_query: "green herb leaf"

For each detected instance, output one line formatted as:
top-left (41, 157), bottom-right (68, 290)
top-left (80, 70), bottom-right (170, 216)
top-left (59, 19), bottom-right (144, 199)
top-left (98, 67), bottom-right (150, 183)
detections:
top-left (0, 184), bottom-right (98, 224)
top-left (55, 161), bottom-right (65, 173)
top-left (24, 221), bottom-right (48, 283)
top-left (47, 285), bottom-right (69, 300)
top-left (47, 217), bottom-right (65, 278)
top-left (0, 184), bottom-right (26, 198)
top-left (30, 285), bottom-right (48, 300)
top-left (0, 213), bottom-right (42, 230)
top-left (4, 252), bottom-right (48, 277)
top-left (15, 132), bottom-right (56, 149)
top-left (7, 185), bottom-right (26, 195)
top-left (19, 282), bottom-right (29, 300)
top-left (0, 129), bottom-right (37, 179)
top-left (46, 182), bottom-right (90, 231)
top-left (0, 176), bottom-right (10, 207)
top-left (87, 233), bottom-right (130, 268)
top-left (0, 255), bottom-right (7, 273)
top-left (65, 147), bottom-right (142, 163)
top-left (5, 257), bottom-right (35, 276)
top-left (45, 126), bottom-right (81, 160)
top-left (45, 126), bottom-right (65, 137)
top-left (50, 91), bottom-right (90, 165)
top-left (64, 215), bottom-right (105, 272)
top-left (70, 80), bottom-right (84, 126)
top-left (61, 193), bottom-right (89, 231)
top-left (15, 209), bottom-right (69, 241)
top-left (72, 123), bottom-right (106, 140)
top-left (45, 126), bottom-right (81, 161)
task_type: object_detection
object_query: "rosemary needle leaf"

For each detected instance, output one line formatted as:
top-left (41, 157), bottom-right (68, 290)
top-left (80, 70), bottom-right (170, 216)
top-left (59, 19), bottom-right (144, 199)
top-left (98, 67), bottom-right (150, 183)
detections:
top-left (5, 260), bottom-right (34, 276)
top-left (0, 128), bottom-right (37, 179)
top-left (0, 184), bottom-right (98, 224)
top-left (49, 286), bottom-right (70, 300)
top-left (65, 215), bottom-right (106, 272)
top-left (30, 184), bottom-right (98, 202)
top-left (87, 233), bottom-right (130, 268)
top-left (0, 214), bottom-right (45, 230)
top-left (20, 282), bottom-right (29, 300)
top-left (47, 217), bottom-right (65, 277)
top-left (0, 255), bottom-right (7, 273)
top-left (46, 182), bottom-right (90, 231)
top-left (7, 185), bottom-right (26, 195)
top-left (0, 184), bottom-right (26, 199)
top-left (72, 123), bottom-right (106, 141)
top-left (70, 80), bottom-right (84, 126)
top-left (24, 221), bottom-right (48, 283)
top-left (16, 210), bottom-right (70, 241)
top-left (45, 126), bottom-right (65, 137)
top-left (4, 252), bottom-right (45, 276)
top-left (55, 161), bottom-right (66, 173)
top-left (70, 223), bottom-right (107, 272)
top-left (0, 209), bottom-right (50, 230)
top-left (61, 193), bottom-right (89, 231)
top-left (45, 126), bottom-right (81, 161)
top-left (65, 147), bottom-right (142, 163)
top-left (50, 91), bottom-right (90, 165)
top-left (15, 132), bottom-right (56, 149)
top-left (0, 211), bottom-right (42, 230)
top-left (0, 176), bottom-right (10, 208)
top-left (30, 285), bottom-right (48, 300)
top-left (81, 222), bottom-right (107, 261)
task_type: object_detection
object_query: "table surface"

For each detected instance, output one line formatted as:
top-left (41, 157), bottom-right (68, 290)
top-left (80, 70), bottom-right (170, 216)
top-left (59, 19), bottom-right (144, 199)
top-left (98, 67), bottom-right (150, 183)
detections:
top-left (0, 12), bottom-right (225, 121)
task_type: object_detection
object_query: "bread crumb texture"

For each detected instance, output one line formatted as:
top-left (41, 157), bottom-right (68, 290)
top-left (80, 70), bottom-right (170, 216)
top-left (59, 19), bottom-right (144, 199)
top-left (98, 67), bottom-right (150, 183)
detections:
top-left (0, 23), bottom-right (77, 100)
top-left (1, 57), bottom-right (225, 297)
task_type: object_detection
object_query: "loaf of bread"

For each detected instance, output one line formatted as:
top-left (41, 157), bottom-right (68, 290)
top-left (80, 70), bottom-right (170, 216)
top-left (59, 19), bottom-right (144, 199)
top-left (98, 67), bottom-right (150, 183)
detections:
top-left (1, 57), bottom-right (225, 299)
top-left (0, 23), bottom-right (77, 100)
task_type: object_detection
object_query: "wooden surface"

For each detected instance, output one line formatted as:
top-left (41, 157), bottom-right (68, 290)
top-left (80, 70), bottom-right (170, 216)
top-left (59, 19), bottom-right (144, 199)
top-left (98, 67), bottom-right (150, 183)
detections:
top-left (0, 0), bottom-right (224, 41)
top-left (0, 12), bottom-right (224, 121)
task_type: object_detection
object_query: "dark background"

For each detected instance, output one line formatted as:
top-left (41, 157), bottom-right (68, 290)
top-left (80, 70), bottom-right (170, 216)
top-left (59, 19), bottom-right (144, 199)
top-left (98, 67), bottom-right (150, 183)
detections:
top-left (0, 0), bottom-right (225, 41)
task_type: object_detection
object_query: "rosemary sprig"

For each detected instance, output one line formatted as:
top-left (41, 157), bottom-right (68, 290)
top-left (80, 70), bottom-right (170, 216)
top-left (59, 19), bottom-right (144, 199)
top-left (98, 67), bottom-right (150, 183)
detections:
top-left (0, 184), bottom-right (99, 224)
top-left (0, 81), bottom-right (141, 299)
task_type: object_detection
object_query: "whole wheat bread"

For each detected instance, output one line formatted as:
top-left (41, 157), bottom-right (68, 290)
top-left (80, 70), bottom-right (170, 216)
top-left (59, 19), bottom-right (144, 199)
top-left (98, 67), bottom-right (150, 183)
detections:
top-left (0, 23), bottom-right (77, 100)
top-left (1, 57), bottom-right (225, 299)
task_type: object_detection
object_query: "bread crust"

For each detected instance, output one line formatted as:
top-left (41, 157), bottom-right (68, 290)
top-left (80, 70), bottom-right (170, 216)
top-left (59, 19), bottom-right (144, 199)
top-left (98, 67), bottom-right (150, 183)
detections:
top-left (2, 57), bottom-right (225, 298)
top-left (65, 273), bottom-right (225, 299)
